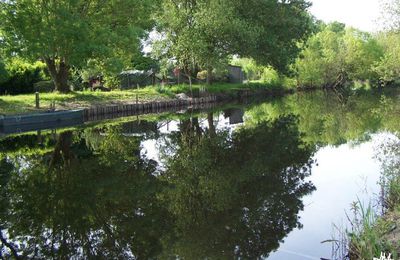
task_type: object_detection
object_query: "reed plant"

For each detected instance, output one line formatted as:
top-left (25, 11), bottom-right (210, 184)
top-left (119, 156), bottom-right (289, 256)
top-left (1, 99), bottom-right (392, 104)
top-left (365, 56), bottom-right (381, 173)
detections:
top-left (346, 199), bottom-right (393, 260)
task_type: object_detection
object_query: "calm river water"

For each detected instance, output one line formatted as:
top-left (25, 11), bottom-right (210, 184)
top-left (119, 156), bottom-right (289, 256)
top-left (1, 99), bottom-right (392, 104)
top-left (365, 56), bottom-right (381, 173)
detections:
top-left (1, 89), bottom-right (399, 259)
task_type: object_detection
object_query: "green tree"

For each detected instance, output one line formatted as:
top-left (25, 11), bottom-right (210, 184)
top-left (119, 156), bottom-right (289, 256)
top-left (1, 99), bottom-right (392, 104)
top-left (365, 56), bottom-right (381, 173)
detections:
top-left (0, 0), bottom-right (156, 92)
top-left (233, 0), bottom-right (313, 73)
top-left (156, 0), bottom-right (245, 84)
top-left (374, 33), bottom-right (400, 84)
top-left (231, 58), bottom-right (264, 81)
top-left (0, 57), bottom-right (48, 94)
top-left (343, 29), bottom-right (383, 81)
top-left (295, 22), bottom-right (383, 88)
top-left (295, 23), bottom-right (345, 87)
top-left (131, 51), bottom-right (159, 71)
top-left (156, 0), bottom-right (312, 85)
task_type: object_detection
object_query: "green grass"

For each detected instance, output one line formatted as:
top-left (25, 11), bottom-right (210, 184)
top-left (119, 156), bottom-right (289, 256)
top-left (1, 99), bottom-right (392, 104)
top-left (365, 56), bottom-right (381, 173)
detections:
top-left (346, 184), bottom-right (400, 258)
top-left (347, 200), bottom-right (395, 259)
top-left (0, 87), bottom-right (169, 115)
top-left (0, 82), bottom-right (281, 115)
top-left (157, 82), bottom-right (282, 96)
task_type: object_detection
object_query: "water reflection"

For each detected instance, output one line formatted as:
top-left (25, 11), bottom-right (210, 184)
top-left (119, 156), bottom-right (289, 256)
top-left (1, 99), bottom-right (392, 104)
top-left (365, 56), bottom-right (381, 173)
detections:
top-left (157, 115), bottom-right (315, 259)
top-left (0, 113), bottom-right (315, 259)
top-left (2, 89), bottom-right (400, 259)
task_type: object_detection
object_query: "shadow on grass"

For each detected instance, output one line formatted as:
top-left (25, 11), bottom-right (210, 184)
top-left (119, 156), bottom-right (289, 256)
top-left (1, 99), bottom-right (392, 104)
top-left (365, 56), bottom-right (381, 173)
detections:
top-left (0, 98), bottom-right (42, 115)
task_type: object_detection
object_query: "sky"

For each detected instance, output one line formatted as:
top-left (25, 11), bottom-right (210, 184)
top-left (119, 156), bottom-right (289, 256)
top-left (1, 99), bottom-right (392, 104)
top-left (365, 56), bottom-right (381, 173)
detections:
top-left (309, 0), bottom-right (383, 32)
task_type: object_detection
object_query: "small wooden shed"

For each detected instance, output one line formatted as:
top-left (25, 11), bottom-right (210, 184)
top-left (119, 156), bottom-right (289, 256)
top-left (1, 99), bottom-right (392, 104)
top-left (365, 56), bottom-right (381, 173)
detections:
top-left (228, 65), bottom-right (245, 84)
top-left (120, 69), bottom-right (160, 89)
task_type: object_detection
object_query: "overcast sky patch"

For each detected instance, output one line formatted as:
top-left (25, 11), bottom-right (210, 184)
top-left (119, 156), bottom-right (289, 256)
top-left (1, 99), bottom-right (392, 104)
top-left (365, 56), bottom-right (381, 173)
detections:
top-left (309, 0), bottom-right (383, 32)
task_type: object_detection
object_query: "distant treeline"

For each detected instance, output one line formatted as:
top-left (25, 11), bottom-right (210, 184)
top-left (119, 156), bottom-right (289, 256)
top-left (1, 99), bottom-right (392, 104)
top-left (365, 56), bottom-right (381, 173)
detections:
top-left (234, 22), bottom-right (400, 90)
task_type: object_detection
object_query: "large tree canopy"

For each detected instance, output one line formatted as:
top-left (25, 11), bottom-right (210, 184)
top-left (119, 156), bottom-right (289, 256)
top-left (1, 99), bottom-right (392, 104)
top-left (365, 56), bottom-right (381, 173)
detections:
top-left (0, 0), bottom-right (156, 92)
top-left (156, 0), bottom-right (313, 82)
top-left (232, 0), bottom-right (314, 72)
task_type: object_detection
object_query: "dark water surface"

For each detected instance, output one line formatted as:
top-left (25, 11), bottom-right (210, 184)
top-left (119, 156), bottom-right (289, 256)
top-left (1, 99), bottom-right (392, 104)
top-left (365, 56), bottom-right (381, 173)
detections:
top-left (1, 89), bottom-right (400, 259)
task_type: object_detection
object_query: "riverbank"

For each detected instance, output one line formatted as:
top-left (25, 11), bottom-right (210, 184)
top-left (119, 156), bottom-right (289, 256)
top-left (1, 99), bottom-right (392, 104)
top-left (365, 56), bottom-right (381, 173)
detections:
top-left (0, 82), bottom-right (286, 116)
top-left (348, 205), bottom-right (400, 259)
top-left (349, 163), bottom-right (400, 258)
top-left (0, 82), bottom-right (290, 134)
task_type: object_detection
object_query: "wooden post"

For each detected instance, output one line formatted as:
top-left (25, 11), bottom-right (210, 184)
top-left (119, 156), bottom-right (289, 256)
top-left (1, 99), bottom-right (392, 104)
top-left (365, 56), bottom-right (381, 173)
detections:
top-left (50, 100), bottom-right (56, 111)
top-left (136, 84), bottom-right (139, 104)
top-left (35, 92), bottom-right (40, 109)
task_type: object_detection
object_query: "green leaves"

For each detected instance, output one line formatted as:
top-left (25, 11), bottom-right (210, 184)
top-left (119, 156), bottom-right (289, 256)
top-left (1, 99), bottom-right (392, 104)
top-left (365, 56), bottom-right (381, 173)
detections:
top-left (0, 58), bottom-right (9, 85)
top-left (0, 0), bottom-right (156, 90)
top-left (1, 0), bottom-right (154, 62)
top-left (295, 23), bottom-right (384, 87)
top-left (239, 0), bottom-right (313, 72)
top-left (156, 0), bottom-right (312, 75)
top-left (374, 33), bottom-right (400, 83)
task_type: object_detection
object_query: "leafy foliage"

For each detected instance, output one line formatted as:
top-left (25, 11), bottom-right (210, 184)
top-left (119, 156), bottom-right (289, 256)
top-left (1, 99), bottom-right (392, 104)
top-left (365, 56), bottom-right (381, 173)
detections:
top-left (295, 23), bottom-right (384, 88)
top-left (374, 33), bottom-right (400, 84)
top-left (155, 0), bottom-right (312, 79)
top-left (231, 58), bottom-right (264, 81)
top-left (0, 59), bottom-right (8, 85)
top-left (0, 0), bottom-right (156, 92)
top-left (0, 58), bottom-right (48, 94)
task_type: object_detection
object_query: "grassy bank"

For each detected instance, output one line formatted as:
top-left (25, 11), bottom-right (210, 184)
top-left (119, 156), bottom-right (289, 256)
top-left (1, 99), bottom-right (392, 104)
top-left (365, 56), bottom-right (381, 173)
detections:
top-left (346, 201), bottom-right (398, 259)
top-left (347, 141), bottom-right (400, 260)
top-left (347, 205), bottom-right (400, 260)
top-left (0, 83), bottom-right (281, 115)
top-left (0, 87), bottom-right (169, 115)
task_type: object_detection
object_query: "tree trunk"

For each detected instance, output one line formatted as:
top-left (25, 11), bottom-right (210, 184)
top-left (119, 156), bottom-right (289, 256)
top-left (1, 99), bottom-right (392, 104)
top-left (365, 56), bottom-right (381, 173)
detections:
top-left (48, 131), bottom-right (73, 172)
top-left (206, 67), bottom-right (212, 85)
top-left (44, 57), bottom-right (70, 93)
top-left (183, 66), bottom-right (193, 97)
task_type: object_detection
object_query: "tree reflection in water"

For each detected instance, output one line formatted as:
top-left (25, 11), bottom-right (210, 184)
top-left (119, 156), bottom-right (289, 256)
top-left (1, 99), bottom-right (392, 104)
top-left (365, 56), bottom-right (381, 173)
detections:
top-left (0, 115), bottom-right (315, 259)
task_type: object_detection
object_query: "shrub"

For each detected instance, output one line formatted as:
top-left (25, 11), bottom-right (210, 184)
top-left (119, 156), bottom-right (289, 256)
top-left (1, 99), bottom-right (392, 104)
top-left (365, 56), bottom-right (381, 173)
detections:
top-left (197, 70), bottom-right (208, 80)
top-left (231, 57), bottom-right (264, 81)
top-left (294, 23), bottom-right (383, 88)
top-left (197, 68), bottom-right (229, 83)
top-left (213, 67), bottom-right (229, 82)
top-left (261, 67), bottom-right (281, 87)
top-left (374, 33), bottom-right (400, 84)
top-left (0, 58), bottom-right (48, 95)
top-left (34, 80), bottom-right (55, 93)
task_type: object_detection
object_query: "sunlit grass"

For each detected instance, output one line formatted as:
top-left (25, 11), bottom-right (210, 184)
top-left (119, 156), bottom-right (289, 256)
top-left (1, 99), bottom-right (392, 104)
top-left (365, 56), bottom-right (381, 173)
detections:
top-left (345, 194), bottom-right (400, 258)
top-left (0, 88), bottom-right (170, 115)
top-left (347, 200), bottom-right (389, 259)
top-left (0, 82), bottom-right (280, 115)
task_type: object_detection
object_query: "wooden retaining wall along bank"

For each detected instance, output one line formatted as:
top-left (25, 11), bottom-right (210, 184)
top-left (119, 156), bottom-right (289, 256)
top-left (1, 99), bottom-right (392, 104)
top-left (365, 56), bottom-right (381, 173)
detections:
top-left (83, 95), bottom-right (219, 121)
top-left (0, 95), bottom-right (219, 135)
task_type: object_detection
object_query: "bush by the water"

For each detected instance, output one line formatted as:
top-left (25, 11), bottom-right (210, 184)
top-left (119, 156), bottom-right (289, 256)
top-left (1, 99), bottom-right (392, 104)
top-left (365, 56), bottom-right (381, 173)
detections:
top-left (0, 58), bottom-right (49, 95)
top-left (34, 81), bottom-right (55, 93)
top-left (295, 22), bottom-right (384, 88)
